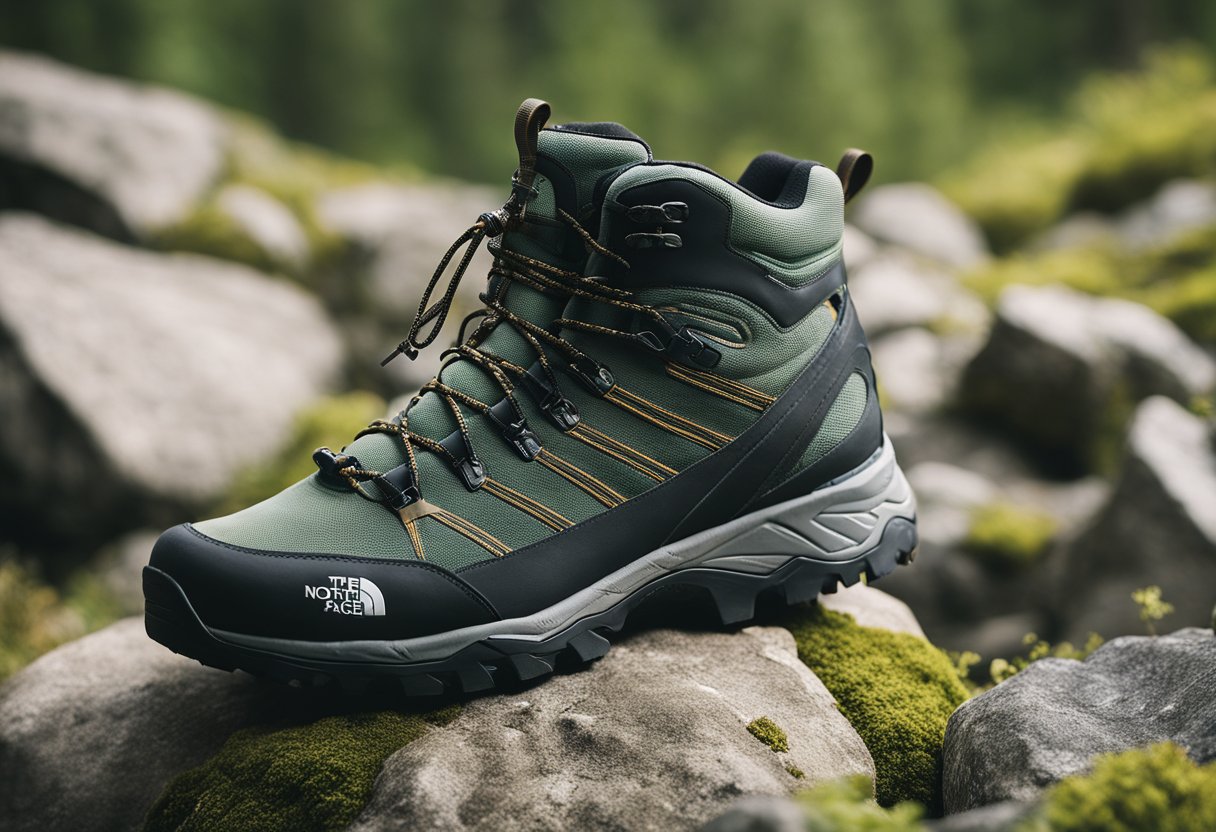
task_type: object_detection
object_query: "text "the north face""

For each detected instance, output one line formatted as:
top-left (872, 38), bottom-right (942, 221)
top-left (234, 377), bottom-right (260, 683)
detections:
top-left (304, 576), bottom-right (387, 616)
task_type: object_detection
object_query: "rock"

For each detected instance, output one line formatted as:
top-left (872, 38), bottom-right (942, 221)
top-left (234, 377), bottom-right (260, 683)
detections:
top-left (1118, 179), bottom-right (1216, 251)
top-left (0, 214), bottom-right (343, 547)
top-left (699, 796), bottom-right (805, 832)
top-left (1028, 213), bottom-right (1116, 253)
top-left (0, 618), bottom-right (293, 832)
top-left (215, 183), bottom-right (310, 270)
top-left (0, 50), bottom-right (226, 240)
top-left (820, 582), bottom-right (926, 639)
top-left (1056, 397), bottom-right (1216, 640)
top-left (350, 627), bottom-right (874, 832)
top-left (943, 627), bottom-right (1216, 813)
top-left (962, 284), bottom-right (1216, 472)
top-left (927, 801), bottom-right (1035, 831)
top-left (849, 252), bottom-right (990, 337)
top-left (851, 183), bottom-right (990, 269)
top-left (316, 181), bottom-right (499, 389)
top-left (871, 327), bottom-right (984, 415)
top-left (842, 223), bottom-right (879, 270)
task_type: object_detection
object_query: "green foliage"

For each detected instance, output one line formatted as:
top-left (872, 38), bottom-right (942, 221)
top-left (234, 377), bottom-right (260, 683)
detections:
top-left (965, 223), bottom-right (1216, 345)
top-left (1131, 586), bottom-right (1175, 635)
top-left (1022, 743), bottom-right (1216, 832)
top-left (0, 555), bottom-right (124, 680)
top-left (746, 716), bottom-right (789, 754)
top-left (783, 604), bottom-right (969, 812)
top-left (940, 649), bottom-right (984, 696)
top-left (219, 392), bottom-right (387, 514)
top-left (946, 48), bottom-right (1216, 250)
top-left (144, 708), bottom-right (459, 832)
top-left (797, 776), bottom-right (926, 832)
top-left (964, 503), bottom-right (1059, 573)
top-left (989, 632), bottom-right (1104, 686)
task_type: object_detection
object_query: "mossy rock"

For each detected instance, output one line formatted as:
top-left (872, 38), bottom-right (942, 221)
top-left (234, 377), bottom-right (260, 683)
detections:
top-left (144, 708), bottom-right (458, 832)
top-left (746, 716), bottom-right (790, 754)
top-left (1025, 742), bottom-right (1216, 832)
top-left (964, 503), bottom-right (1059, 574)
top-left (783, 604), bottom-right (970, 813)
top-left (944, 48), bottom-right (1216, 251)
top-left (219, 391), bottom-right (387, 514)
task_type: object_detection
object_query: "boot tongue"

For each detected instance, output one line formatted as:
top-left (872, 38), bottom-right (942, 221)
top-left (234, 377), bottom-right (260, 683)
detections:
top-left (347, 117), bottom-right (650, 472)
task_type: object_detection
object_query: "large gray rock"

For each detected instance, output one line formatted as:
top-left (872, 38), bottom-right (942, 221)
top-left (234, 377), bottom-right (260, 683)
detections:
top-left (317, 181), bottom-right (499, 389)
top-left (1118, 179), bottom-right (1216, 251)
top-left (851, 183), bottom-right (990, 269)
top-left (962, 284), bottom-right (1216, 471)
top-left (0, 619), bottom-right (290, 832)
top-left (849, 253), bottom-right (989, 338)
top-left (0, 50), bottom-right (226, 240)
top-left (0, 214), bottom-right (343, 545)
top-left (1056, 397), bottom-right (1216, 640)
top-left (943, 627), bottom-right (1216, 813)
top-left (351, 626), bottom-right (875, 832)
top-left (215, 183), bottom-right (310, 271)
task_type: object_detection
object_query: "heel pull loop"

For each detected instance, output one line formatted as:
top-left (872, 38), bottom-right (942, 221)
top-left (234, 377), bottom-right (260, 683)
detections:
top-left (835, 149), bottom-right (873, 204)
top-left (510, 98), bottom-right (552, 213)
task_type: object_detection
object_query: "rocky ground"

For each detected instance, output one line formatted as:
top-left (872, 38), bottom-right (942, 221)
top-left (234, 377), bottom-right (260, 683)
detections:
top-left (1, 50), bottom-right (1215, 831)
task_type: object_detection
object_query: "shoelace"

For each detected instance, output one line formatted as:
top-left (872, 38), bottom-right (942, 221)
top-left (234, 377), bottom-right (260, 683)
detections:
top-left (313, 99), bottom-right (719, 510)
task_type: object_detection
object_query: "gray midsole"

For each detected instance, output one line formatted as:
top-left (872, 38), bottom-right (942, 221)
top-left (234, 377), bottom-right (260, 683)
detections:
top-left (214, 435), bottom-right (915, 664)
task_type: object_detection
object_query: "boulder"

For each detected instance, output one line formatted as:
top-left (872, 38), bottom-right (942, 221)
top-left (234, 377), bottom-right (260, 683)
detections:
top-left (1056, 397), bottom-right (1216, 640)
top-left (871, 327), bottom-right (984, 416)
top-left (699, 796), bottom-right (806, 832)
top-left (0, 50), bottom-right (226, 240)
top-left (849, 252), bottom-right (989, 338)
top-left (850, 183), bottom-right (989, 269)
top-left (0, 214), bottom-right (343, 547)
top-left (215, 183), bottom-right (310, 271)
top-left (350, 626), bottom-right (874, 831)
top-left (943, 627), bottom-right (1216, 813)
top-left (0, 619), bottom-right (293, 832)
top-left (1118, 179), bottom-right (1216, 251)
top-left (962, 284), bottom-right (1216, 472)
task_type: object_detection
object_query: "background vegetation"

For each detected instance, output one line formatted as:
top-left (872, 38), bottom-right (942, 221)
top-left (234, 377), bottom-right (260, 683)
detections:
top-left (3, 0), bottom-right (1216, 185)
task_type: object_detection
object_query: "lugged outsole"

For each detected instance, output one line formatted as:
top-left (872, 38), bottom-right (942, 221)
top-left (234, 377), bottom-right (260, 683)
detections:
top-left (143, 516), bottom-right (916, 698)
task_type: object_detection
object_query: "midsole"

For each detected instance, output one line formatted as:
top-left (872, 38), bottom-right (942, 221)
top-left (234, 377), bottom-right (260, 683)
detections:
top-left (213, 435), bottom-right (914, 664)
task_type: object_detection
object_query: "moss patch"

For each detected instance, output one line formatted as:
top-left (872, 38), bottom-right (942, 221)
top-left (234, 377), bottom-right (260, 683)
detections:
top-left (797, 775), bottom-right (926, 831)
top-left (1025, 743), bottom-right (1216, 832)
top-left (783, 604), bottom-right (969, 812)
top-left (944, 48), bottom-right (1216, 251)
top-left (964, 503), bottom-right (1059, 574)
top-left (0, 555), bottom-right (124, 681)
top-left (746, 716), bottom-right (790, 754)
top-left (144, 707), bottom-right (458, 832)
top-left (219, 391), bottom-right (386, 514)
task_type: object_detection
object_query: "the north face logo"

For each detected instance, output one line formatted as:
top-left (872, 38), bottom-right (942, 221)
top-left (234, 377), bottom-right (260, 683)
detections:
top-left (304, 576), bottom-right (386, 616)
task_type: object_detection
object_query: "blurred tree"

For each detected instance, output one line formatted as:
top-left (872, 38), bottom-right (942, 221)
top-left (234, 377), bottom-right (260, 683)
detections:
top-left (1, 0), bottom-right (1213, 183)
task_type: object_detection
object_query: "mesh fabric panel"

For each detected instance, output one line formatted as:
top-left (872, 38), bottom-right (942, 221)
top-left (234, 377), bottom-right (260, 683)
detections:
top-left (539, 129), bottom-right (650, 212)
top-left (798, 372), bottom-right (867, 470)
top-left (195, 477), bottom-right (412, 558)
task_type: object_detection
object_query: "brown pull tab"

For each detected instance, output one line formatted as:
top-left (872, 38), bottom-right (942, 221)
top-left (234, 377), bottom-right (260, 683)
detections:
top-left (835, 148), bottom-right (873, 204)
top-left (513, 98), bottom-right (552, 195)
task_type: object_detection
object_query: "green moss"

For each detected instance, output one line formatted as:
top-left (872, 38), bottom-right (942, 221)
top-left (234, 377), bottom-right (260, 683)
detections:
top-left (783, 605), bottom-right (969, 812)
top-left (944, 48), bottom-right (1216, 251)
top-left (144, 708), bottom-right (458, 832)
top-left (219, 391), bottom-right (386, 514)
top-left (786, 763), bottom-right (806, 780)
top-left (154, 200), bottom-right (284, 276)
top-left (1022, 743), bottom-right (1216, 832)
top-left (989, 632), bottom-right (1104, 686)
top-left (797, 776), bottom-right (926, 832)
top-left (746, 716), bottom-right (790, 754)
top-left (964, 503), bottom-right (1059, 574)
top-left (0, 555), bottom-right (125, 681)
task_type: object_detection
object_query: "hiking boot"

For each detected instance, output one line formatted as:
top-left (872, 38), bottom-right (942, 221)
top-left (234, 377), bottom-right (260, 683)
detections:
top-left (144, 100), bottom-right (916, 694)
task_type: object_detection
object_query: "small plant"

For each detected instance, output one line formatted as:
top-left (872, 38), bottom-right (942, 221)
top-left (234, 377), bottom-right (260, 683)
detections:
top-left (746, 716), bottom-right (790, 754)
top-left (1131, 586), bottom-right (1175, 635)
top-left (796, 776), bottom-right (925, 832)
top-left (941, 649), bottom-right (984, 696)
top-left (988, 632), bottom-right (1104, 686)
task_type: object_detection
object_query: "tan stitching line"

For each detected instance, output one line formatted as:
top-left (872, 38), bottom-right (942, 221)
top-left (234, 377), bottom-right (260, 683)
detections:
top-left (433, 510), bottom-right (509, 557)
top-left (664, 363), bottom-right (774, 411)
top-left (603, 389), bottom-right (730, 451)
top-left (403, 518), bottom-right (426, 560)
top-left (576, 424), bottom-right (677, 475)
top-left (483, 478), bottom-right (572, 531)
top-left (536, 450), bottom-right (624, 507)
top-left (568, 425), bottom-right (672, 482)
top-left (607, 386), bottom-right (734, 443)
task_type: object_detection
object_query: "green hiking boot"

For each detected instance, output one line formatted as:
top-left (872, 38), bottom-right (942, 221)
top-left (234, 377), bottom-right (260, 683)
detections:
top-left (144, 100), bottom-right (916, 694)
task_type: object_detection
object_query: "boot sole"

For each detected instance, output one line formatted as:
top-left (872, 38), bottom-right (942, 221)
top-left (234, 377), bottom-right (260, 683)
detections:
top-left (144, 438), bottom-right (917, 696)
